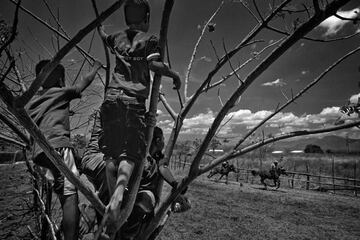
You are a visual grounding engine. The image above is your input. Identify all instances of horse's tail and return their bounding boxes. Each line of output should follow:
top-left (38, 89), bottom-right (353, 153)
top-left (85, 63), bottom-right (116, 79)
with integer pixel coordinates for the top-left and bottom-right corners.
top-left (251, 170), bottom-right (258, 176)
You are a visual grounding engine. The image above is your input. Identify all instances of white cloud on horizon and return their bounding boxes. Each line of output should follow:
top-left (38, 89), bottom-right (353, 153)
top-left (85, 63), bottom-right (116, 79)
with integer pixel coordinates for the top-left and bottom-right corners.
top-left (318, 8), bottom-right (360, 36)
top-left (262, 78), bottom-right (286, 87)
top-left (157, 107), bottom-right (348, 137)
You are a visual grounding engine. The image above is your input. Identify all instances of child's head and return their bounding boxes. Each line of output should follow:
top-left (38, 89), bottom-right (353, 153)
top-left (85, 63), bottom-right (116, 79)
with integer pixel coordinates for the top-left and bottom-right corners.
top-left (124, 0), bottom-right (150, 32)
top-left (35, 60), bottom-right (65, 89)
top-left (151, 126), bottom-right (164, 153)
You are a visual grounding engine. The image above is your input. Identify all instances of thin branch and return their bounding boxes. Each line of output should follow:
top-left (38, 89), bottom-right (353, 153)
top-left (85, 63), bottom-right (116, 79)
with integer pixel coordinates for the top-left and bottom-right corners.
top-left (159, 93), bottom-right (177, 120)
top-left (0, 111), bottom-right (30, 146)
top-left (253, 0), bottom-right (265, 22)
top-left (184, 1), bottom-right (224, 100)
top-left (189, 0), bottom-right (350, 177)
top-left (0, 0), bottom-right (20, 55)
top-left (240, 0), bottom-right (260, 23)
top-left (0, 59), bottom-right (15, 83)
top-left (267, 24), bottom-right (360, 42)
top-left (235, 44), bottom-right (360, 149)
top-left (8, 0), bottom-right (102, 67)
top-left (91, 0), bottom-right (111, 94)
top-left (14, 0), bottom-right (126, 108)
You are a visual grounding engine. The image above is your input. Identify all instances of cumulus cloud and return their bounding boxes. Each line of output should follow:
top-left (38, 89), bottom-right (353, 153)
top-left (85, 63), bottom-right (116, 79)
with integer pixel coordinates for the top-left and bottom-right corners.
top-left (166, 107), bottom-right (344, 137)
top-left (262, 78), bottom-right (286, 87)
top-left (318, 8), bottom-right (360, 36)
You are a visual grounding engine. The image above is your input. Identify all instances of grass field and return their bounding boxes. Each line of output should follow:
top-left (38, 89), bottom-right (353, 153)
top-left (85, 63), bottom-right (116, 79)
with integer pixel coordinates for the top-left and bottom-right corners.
top-left (1, 162), bottom-right (360, 240)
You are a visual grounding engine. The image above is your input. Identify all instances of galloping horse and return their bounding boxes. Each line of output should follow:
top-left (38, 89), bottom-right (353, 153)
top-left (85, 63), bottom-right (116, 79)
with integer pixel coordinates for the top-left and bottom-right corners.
top-left (251, 167), bottom-right (287, 189)
top-left (207, 164), bottom-right (238, 184)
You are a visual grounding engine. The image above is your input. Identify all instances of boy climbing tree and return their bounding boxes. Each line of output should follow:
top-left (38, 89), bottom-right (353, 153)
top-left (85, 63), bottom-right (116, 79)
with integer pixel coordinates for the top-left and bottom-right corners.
top-left (98, 0), bottom-right (181, 233)
top-left (27, 60), bottom-right (102, 240)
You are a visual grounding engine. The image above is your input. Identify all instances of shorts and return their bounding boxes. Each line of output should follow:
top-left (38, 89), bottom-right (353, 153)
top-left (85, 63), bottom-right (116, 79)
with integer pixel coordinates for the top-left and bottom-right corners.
top-left (120, 190), bottom-right (156, 239)
top-left (99, 88), bottom-right (147, 163)
top-left (81, 153), bottom-right (109, 204)
top-left (34, 148), bottom-right (79, 196)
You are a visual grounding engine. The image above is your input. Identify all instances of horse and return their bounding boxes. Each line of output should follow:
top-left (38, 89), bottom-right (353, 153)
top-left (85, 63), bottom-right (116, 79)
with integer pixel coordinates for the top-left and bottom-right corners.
top-left (251, 167), bottom-right (287, 189)
top-left (207, 164), bottom-right (238, 184)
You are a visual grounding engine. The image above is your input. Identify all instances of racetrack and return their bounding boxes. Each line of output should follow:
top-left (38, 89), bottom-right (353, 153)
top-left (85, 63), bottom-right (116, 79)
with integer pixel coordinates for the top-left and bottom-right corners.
top-left (159, 176), bottom-right (360, 240)
top-left (1, 163), bottom-right (360, 240)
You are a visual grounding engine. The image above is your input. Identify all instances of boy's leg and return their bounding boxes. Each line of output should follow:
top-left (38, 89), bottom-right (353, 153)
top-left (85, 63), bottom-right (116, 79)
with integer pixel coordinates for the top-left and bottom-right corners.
top-left (59, 194), bottom-right (80, 240)
top-left (108, 159), bottom-right (135, 221)
top-left (57, 148), bottom-right (81, 240)
top-left (105, 157), bottom-right (118, 199)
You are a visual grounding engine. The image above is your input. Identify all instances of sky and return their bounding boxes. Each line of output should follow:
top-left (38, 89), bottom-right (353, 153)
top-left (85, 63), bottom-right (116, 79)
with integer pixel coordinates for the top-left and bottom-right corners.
top-left (1, 0), bottom-right (360, 143)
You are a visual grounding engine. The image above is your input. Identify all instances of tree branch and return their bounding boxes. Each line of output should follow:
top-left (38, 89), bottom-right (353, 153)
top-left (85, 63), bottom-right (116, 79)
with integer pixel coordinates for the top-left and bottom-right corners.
top-left (0, 0), bottom-right (20, 56)
top-left (184, 1), bottom-right (224, 100)
top-left (234, 44), bottom-right (360, 148)
top-left (14, 0), bottom-right (126, 108)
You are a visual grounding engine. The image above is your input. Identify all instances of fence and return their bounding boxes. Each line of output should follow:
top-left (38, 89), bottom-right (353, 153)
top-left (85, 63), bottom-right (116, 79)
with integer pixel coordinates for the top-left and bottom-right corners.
top-left (170, 157), bottom-right (360, 197)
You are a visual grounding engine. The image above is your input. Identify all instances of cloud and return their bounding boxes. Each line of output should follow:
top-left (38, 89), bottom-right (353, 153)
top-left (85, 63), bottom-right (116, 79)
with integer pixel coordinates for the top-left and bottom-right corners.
top-left (318, 8), bottom-right (360, 36)
top-left (262, 78), bottom-right (286, 87)
top-left (161, 107), bottom-right (344, 137)
top-left (301, 70), bottom-right (309, 75)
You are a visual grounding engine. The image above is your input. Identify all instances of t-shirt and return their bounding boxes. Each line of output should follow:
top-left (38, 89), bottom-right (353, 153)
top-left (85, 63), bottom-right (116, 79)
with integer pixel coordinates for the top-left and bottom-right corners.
top-left (105, 29), bottom-right (161, 99)
top-left (27, 86), bottom-right (81, 159)
top-left (81, 110), bottom-right (103, 171)
top-left (139, 152), bottom-right (164, 202)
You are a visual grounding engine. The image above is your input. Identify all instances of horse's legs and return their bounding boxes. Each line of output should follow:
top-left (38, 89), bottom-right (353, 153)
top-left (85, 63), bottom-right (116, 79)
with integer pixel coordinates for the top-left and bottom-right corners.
top-left (261, 177), bottom-right (267, 189)
top-left (276, 179), bottom-right (280, 189)
top-left (218, 174), bottom-right (224, 182)
top-left (225, 174), bottom-right (228, 185)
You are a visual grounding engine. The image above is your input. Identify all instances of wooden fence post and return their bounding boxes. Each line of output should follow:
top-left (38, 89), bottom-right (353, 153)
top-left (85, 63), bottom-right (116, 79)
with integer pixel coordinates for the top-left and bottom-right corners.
top-left (332, 155), bottom-right (335, 193)
top-left (318, 166), bottom-right (322, 190)
top-left (305, 160), bottom-right (310, 190)
top-left (291, 161), bottom-right (296, 189)
top-left (354, 160), bottom-right (357, 197)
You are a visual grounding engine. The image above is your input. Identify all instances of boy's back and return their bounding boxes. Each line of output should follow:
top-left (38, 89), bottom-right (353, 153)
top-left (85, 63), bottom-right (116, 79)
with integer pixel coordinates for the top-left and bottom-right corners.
top-left (28, 86), bottom-right (81, 159)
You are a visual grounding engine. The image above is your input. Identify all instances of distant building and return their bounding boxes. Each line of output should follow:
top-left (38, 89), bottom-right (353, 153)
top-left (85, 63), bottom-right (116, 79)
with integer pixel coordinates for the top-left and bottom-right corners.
top-left (209, 149), bottom-right (224, 153)
top-left (291, 150), bottom-right (304, 154)
top-left (272, 150), bottom-right (283, 154)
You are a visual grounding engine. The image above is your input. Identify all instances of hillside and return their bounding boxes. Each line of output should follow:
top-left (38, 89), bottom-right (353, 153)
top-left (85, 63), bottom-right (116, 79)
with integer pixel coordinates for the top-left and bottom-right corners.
top-left (272, 135), bottom-right (360, 153)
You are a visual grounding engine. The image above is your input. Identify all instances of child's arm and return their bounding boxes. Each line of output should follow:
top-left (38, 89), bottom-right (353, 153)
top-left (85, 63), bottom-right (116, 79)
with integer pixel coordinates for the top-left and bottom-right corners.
top-left (98, 25), bottom-right (108, 42)
top-left (148, 61), bottom-right (181, 90)
top-left (75, 61), bottom-right (102, 93)
top-left (158, 163), bottom-right (178, 188)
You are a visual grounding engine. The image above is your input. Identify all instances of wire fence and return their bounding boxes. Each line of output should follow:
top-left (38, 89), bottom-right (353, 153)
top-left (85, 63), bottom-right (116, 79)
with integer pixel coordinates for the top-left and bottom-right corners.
top-left (170, 156), bottom-right (360, 197)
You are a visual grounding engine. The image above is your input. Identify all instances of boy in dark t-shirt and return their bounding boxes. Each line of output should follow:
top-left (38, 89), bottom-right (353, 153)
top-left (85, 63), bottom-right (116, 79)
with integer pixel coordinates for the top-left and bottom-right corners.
top-left (27, 59), bottom-right (102, 240)
top-left (98, 0), bottom-right (181, 225)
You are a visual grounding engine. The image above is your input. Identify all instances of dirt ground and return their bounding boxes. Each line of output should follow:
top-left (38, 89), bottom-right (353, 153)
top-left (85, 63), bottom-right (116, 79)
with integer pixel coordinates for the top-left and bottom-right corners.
top-left (160, 175), bottom-right (360, 240)
top-left (0, 163), bottom-right (36, 240)
top-left (1, 163), bottom-right (360, 240)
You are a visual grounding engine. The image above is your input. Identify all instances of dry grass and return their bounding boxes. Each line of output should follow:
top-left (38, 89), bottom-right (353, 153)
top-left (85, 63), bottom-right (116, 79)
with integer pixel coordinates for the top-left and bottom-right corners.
top-left (159, 175), bottom-right (360, 240)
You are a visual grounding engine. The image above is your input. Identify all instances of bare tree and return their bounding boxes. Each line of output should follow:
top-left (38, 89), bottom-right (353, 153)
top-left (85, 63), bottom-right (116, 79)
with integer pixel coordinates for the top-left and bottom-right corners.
top-left (1, 0), bottom-right (360, 240)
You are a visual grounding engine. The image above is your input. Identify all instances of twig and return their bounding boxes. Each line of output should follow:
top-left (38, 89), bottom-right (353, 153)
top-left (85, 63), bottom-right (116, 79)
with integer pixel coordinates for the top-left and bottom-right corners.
top-left (91, 0), bottom-right (111, 94)
top-left (159, 93), bottom-right (177, 120)
top-left (0, 0), bottom-right (20, 55)
top-left (33, 189), bottom-right (57, 240)
top-left (266, 25), bottom-right (360, 42)
top-left (184, 1), bottom-right (224, 100)
top-left (234, 44), bottom-right (360, 149)
top-left (253, 0), bottom-right (265, 22)
top-left (240, 0), bottom-right (260, 23)
top-left (14, 0), bottom-right (126, 108)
